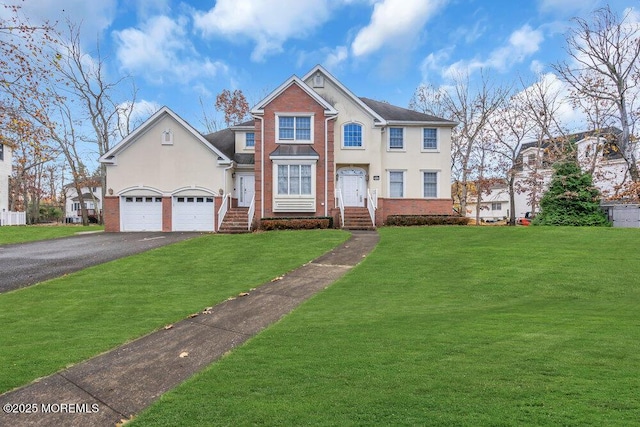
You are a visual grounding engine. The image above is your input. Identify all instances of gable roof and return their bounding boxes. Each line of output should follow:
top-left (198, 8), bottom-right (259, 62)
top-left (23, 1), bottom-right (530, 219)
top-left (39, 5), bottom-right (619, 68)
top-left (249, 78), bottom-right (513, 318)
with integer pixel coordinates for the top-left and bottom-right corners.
top-left (251, 75), bottom-right (338, 116)
top-left (99, 106), bottom-right (232, 165)
top-left (360, 97), bottom-right (457, 126)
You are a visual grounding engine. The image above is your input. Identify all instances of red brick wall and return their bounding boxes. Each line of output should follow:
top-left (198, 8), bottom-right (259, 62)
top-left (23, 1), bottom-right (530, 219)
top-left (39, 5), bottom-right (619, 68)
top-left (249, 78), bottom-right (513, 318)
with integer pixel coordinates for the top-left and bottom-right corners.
top-left (103, 196), bottom-right (120, 232)
top-left (162, 197), bottom-right (172, 232)
top-left (376, 198), bottom-right (454, 225)
top-left (256, 83), bottom-right (333, 218)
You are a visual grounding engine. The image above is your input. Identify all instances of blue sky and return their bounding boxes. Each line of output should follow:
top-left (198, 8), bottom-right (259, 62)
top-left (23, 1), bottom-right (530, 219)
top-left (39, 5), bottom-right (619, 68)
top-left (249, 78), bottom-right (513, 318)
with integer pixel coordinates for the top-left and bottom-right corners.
top-left (9, 0), bottom-right (638, 132)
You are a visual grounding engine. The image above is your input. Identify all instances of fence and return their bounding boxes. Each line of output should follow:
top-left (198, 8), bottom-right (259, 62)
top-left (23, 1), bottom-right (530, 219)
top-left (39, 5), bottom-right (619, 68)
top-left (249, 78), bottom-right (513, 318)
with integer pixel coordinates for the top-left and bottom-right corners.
top-left (0, 211), bottom-right (27, 226)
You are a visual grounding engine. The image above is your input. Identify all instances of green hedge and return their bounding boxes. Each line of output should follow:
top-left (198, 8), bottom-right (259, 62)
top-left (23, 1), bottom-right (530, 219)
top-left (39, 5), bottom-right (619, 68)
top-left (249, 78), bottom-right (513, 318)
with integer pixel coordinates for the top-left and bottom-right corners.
top-left (386, 215), bottom-right (469, 226)
top-left (259, 217), bottom-right (334, 230)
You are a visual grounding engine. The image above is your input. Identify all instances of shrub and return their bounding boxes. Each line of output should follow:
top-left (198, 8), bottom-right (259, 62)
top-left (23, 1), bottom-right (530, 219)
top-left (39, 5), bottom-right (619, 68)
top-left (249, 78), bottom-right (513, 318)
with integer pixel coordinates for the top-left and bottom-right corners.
top-left (259, 217), bottom-right (333, 230)
top-left (385, 215), bottom-right (469, 226)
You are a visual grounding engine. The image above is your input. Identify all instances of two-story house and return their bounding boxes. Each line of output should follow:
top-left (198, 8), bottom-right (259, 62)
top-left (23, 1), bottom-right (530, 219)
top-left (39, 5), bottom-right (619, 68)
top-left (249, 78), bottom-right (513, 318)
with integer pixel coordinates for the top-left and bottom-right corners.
top-left (64, 181), bottom-right (102, 223)
top-left (100, 65), bottom-right (456, 232)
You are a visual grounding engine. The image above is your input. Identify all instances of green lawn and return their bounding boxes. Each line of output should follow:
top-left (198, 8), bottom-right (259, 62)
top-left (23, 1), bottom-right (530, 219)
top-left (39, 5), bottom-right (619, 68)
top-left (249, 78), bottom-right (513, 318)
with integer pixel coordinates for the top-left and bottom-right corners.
top-left (130, 227), bottom-right (640, 426)
top-left (0, 225), bottom-right (104, 245)
top-left (0, 230), bottom-right (348, 394)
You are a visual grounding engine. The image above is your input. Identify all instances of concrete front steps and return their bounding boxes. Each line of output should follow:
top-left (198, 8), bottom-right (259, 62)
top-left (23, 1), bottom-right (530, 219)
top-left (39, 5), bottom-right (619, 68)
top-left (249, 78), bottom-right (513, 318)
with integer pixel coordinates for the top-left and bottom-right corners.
top-left (219, 208), bottom-right (251, 234)
top-left (343, 207), bottom-right (375, 231)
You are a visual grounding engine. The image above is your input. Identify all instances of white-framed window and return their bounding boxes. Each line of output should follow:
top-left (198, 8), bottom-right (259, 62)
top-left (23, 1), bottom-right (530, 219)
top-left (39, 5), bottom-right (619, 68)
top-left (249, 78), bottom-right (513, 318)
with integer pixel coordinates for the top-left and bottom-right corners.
top-left (277, 115), bottom-right (313, 143)
top-left (0, 143), bottom-right (4, 161)
top-left (389, 170), bottom-right (405, 198)
top-left (277, 164), bottom-right (313, 195)
top-left (423, 171), bottom-right (438, 198)
top-left (423, 128), bottom-right (438, 150)
top-left (246, 132), bottom-right (255, 148)
top-left (162, 129), bottom-right (173, 145)
top-left (343, 122), bottom-right (363, 148)
top-left (491, 202), bottom-right (502, 211)
top-left (389, 128), bottom-right (404, 150)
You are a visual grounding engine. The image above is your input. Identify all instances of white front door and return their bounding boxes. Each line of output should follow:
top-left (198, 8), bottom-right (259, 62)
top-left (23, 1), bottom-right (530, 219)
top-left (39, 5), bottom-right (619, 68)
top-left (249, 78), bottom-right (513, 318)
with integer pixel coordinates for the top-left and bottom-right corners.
top-left (238, 174), bottom-right (255, 207)
top-left (339, 168), bottom-right (366, 207)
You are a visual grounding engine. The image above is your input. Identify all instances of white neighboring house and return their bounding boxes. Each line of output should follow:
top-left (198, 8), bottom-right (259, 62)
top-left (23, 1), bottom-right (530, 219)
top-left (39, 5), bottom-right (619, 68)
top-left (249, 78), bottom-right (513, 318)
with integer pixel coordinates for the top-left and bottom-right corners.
top-left (0, 142), bottom-right (10, 213)
top-left (513, 128), bottom-right (640, 219)
top-left (465, 183), bottom-right (510, 222)
top-left (64, 184), bottom-right (102, 223)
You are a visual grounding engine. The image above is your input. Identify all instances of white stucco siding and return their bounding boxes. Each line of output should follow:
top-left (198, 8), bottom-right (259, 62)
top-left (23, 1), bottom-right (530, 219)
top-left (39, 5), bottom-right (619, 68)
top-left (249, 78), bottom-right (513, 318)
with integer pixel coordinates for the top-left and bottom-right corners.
top-left (381, 126), bottom-right (452, 199)
top-left (106, 115), bottom-right (225, 196)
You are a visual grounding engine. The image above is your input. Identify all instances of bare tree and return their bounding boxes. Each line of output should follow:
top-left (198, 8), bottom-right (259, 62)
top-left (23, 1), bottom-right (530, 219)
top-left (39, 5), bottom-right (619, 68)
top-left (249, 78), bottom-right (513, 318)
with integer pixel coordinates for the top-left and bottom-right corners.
top-left (54, 21), bottom-right (137, 217)
top-left (488, 92), bottom-right (535, 225)
top-left (554, 5), bottom-right (640, 183)
top-left (412, 71), bottom-right (508, 216)
top-left (216, 89), bottom-right (250, 126)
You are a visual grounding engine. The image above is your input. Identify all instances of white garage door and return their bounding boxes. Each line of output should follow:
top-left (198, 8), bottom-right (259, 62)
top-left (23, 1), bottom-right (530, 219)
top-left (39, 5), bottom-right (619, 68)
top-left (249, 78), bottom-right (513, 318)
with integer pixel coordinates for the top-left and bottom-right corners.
top-left (121, 196), bottom-right (163, 231)
top-left (172, 196), bottom-right (215, 231)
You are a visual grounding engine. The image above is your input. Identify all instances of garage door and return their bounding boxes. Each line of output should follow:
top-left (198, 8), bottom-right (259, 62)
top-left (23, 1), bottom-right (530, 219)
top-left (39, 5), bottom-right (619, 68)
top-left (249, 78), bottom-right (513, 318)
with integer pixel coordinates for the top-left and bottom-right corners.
top-left (121, 196), bottom-right (163, 231)
top-left (172, 196), bottom-right (215, 231)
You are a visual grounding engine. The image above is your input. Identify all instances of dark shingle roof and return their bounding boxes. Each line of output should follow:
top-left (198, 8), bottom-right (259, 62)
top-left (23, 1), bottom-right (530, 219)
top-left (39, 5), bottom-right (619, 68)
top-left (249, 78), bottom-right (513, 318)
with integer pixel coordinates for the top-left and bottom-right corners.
top-left (203, 128), bottom-right (255, 165)
top-left (269, 145), bottom-right (319, 158)
top-left (359, 97), bottom-right (455, 124)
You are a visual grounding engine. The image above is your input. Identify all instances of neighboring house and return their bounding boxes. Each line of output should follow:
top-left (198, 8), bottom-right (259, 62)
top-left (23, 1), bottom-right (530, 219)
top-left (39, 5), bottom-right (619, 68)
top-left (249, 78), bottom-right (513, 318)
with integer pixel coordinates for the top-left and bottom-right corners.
top-left (513, 128), bottom-right (639, 218)
top-left (0, 142), bottom-right (10, 213)
top-left (99, 65), bottom-right (456, 232)
top-left (64, 182), bottom-right (102, 223)
top-left (465, 182), bottom-right (510, 222)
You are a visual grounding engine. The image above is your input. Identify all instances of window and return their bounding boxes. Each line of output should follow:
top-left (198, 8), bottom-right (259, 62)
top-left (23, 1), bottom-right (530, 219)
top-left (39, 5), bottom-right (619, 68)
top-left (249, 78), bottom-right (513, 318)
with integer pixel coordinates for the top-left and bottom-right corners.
top-left (246, 132), bottom-right (255, 148)
top-left (343, 123), bottom-right (362, 148)
top-left (0, 143), bottom-right (4, 161)
top-left (278, 116), bottom-right (311, 142)
top-left (389, 171), bottom-right (404, 197)
top-left (423, 172), bottom-right (438, 198)
top-left (389, 128), bottom-right (404, 149)
top-left (277, 164), bottom-right (312, 195)
top-left (162, 129), bottom-right (173, 145)
top-left (423, 128), bottom-right (437, 150)
top-left (527, 154), bottom-right (536, 166)
top-left (491, 202), bottom-right (502, 211)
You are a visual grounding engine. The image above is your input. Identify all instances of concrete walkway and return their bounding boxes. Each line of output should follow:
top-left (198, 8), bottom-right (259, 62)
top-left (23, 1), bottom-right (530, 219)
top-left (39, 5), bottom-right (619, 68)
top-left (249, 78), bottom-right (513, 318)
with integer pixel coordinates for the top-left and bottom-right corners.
top-left (0, 231), bottom-right (379, 427)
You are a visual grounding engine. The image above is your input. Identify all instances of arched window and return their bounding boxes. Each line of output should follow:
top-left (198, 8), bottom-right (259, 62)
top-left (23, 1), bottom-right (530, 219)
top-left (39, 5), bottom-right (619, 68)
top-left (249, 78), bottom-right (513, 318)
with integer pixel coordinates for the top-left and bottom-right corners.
top-left (343, 123), bottom-right (362, 148)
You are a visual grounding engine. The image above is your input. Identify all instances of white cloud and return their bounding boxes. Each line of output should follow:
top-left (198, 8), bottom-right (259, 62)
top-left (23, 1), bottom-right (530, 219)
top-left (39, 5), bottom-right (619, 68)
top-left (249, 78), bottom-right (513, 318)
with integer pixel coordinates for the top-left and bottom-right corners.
top-left (486, 25), bottom-right (544, 71)
top-left (351, 0), bottom-right (447, 57)
top-left (2, 0), bottom-right (118, 46)
top-left (113, 15), bottom-right (228, 84)
top-left (324, 46), bottom-right (349, 70)
top-left (193, 0), bottom-right (334, 62)
top-left (117, 99), bottom-right (161, 133)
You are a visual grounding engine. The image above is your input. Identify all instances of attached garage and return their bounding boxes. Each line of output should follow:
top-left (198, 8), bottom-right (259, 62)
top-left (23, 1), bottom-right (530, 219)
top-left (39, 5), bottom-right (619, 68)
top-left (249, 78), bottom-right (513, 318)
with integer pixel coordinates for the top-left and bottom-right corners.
top-left (172, 196), bottom-right (215, 231)
top-left (121, 196), bottom-right (163, 231)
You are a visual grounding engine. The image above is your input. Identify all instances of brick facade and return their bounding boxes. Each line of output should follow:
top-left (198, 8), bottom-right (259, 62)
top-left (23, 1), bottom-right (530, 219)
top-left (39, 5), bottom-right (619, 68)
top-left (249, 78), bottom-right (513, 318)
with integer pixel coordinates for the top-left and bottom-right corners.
top-left (162, 197), bottom-right (172, 232)
top-left (103, 196), bottom-right (120, 232)
top-left (255, 83), bottom-right (335, 218)
top-left (376, 198), bottom-right (454, 226)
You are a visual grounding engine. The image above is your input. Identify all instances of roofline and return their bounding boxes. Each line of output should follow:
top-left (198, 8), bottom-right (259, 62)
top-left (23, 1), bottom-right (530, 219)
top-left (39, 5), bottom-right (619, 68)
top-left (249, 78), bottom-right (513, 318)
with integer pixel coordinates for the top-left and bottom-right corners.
top-left (302, 65), bottom-right (387, 125)
top-left (385, 120), bottom-right (458, 127)
top-left (251, 75), bottom-right (338, 116)
top-left (99, 106), bottom-right (232, 165)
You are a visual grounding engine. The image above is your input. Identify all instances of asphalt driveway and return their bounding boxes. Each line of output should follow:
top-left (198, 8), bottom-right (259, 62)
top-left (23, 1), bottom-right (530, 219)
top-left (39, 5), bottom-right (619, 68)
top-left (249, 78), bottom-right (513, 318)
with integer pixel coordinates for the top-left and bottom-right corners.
top-left (0, 232), bottom-right (203, 293)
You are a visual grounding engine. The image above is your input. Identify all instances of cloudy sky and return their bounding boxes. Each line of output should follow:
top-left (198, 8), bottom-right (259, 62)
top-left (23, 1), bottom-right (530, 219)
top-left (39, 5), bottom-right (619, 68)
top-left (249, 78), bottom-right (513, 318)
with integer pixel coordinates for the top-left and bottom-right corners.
top-left (6, 0), bottom-right (638, 133)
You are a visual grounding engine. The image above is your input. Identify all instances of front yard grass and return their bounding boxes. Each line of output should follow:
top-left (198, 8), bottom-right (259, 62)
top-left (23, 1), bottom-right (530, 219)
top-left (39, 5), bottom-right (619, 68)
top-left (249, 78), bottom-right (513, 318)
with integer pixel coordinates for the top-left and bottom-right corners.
top-left (0, 225), bottom-right (104, 245)
top-left (130, 226), bottom-right (640, 426)
top-left (0, 230), bottom-right (348, 394)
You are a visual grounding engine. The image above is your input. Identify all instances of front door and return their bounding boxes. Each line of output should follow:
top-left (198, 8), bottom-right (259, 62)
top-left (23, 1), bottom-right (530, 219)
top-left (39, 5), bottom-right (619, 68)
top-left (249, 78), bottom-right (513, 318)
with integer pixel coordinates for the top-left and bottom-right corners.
top-left (339, 168), bottom-right (366, 207)
top-left (238, 174), bottom-right (255, 207)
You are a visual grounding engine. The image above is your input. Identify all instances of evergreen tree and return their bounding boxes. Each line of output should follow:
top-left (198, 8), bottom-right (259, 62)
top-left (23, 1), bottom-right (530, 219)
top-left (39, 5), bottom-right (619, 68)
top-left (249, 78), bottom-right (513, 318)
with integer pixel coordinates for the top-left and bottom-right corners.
top-left (533, 159), bottom-right (610, 226)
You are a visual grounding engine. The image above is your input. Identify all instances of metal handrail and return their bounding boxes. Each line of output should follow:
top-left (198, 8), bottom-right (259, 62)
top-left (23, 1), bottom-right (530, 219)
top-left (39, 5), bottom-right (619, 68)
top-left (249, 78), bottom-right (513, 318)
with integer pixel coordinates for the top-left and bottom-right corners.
top-left (336, 188), bottom-right (345, 227)
top-left (247, 195), bottom-right (256, 230)
top-left (217, 193), bottom-right (231, 231)
top-left (367, 188), bottom-right (377, 226)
